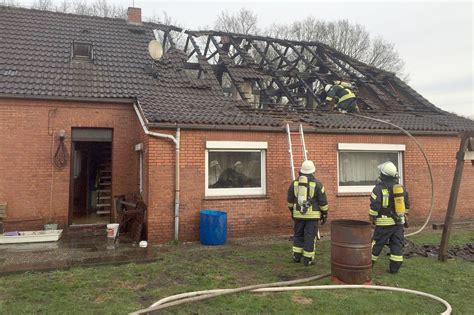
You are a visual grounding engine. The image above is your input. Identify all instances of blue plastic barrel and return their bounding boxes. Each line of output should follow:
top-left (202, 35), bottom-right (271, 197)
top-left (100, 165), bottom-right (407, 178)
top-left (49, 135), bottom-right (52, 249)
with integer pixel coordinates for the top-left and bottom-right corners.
top-left (200, 210), bottom-right (227, 245)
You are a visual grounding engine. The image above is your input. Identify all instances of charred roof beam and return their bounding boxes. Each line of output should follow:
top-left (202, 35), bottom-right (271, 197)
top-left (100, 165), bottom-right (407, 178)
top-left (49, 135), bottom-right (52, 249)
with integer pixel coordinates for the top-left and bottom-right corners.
top-left (249, 39), bottom-right (300, 107)
top-left (228, 36), bottom-right (258, 66)
top-left (259, 42), bottom-right (270, 67)
top-left (268, 42), bottom-right (322, 108)
top-left (314, 47), bottom-right (380, 110)
top-left (226, 37), bottom-right (274, 106)
top-left (208, 35), bottom-right (251, 102)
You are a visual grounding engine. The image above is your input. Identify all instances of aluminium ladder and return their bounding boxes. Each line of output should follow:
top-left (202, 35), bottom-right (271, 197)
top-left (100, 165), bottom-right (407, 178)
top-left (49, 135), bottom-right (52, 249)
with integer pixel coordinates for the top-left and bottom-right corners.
top-left (286, 123), bottom-right (308, 181)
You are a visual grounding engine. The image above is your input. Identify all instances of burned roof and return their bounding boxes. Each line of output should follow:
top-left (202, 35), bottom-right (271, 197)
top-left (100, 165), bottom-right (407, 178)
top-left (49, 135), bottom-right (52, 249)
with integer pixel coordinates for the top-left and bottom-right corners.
top-left (0, 6), bottom-right (473, 133)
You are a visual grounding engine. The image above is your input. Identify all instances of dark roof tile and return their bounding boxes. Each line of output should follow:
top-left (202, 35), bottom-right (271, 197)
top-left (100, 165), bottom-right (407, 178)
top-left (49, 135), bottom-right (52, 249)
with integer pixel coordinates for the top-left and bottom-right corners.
top-left (0, 6), bottom-right (473, 132)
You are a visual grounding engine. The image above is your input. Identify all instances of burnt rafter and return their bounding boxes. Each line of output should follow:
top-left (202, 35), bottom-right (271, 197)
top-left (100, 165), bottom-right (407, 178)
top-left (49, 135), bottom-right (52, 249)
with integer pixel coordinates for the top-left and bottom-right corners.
top-left (327, 47), bottom-right (404, 106)
top-left (249, 40), bottom-right (300, 106)
top-left (207, 35), bottom-right (251, 102)
top-left (267, 42), bottom-right (322, 107)
top-left (151, 24), bottom-right (435, 113)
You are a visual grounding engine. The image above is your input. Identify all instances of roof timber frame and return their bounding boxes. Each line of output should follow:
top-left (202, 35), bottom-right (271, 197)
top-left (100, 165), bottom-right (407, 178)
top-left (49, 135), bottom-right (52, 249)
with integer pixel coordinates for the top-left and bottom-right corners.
top-left (155, 24), bottom-right (430, 112)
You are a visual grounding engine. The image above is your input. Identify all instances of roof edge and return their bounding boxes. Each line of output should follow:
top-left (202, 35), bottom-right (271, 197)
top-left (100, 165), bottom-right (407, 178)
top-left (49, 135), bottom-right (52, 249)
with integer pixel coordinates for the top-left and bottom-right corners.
top-left (0, 94), bottom-right (136, 104)
top-left (148, 122), bottom-right (464, 136)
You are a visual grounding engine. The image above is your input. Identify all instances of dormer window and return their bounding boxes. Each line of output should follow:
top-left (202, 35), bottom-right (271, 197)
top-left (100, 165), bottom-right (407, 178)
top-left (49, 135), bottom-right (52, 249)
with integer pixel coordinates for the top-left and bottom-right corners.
top-left (72, 42), bottom-right (93, 61)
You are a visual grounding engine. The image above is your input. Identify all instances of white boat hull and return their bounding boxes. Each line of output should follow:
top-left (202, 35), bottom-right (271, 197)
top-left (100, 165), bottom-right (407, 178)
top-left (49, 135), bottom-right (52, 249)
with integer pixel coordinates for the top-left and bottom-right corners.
top-left (0, 230), bottom-right (63, 244)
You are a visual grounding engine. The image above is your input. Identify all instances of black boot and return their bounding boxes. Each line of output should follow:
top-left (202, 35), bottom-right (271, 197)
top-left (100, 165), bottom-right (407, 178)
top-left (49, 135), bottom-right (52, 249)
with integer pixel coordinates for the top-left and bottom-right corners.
top-left (292, 253), bottom-right (302, 263)
top-left (388, 261), bottom-right (402, 274)
top-left (303, 257), bottom-right (314, 266)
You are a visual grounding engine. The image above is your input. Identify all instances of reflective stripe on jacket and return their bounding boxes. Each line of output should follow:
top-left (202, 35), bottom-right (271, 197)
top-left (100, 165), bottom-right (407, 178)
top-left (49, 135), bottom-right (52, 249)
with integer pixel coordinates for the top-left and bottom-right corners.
top-left (287, 175), bottom-right (328, 220)
top-left (369, 178), bottom-right (410, 226)
top-left (325, 85), bottom-right (356, 104)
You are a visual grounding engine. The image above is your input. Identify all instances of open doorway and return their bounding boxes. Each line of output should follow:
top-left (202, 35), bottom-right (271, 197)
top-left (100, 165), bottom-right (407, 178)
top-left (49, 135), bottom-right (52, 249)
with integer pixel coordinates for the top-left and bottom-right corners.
top-left (70, 128), bottom-right (113, 225)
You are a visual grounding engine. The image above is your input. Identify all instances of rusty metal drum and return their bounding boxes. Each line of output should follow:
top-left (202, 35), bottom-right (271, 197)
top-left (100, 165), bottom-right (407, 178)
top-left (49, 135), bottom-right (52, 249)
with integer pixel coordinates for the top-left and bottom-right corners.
top-left (331, 219), bottom-right (372, 284)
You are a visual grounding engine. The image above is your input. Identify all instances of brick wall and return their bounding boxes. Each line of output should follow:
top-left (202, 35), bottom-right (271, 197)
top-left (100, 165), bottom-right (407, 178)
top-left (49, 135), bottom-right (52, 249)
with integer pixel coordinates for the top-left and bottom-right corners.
top-left (1, 100), bottom-right (472, 242)
top-left (146, 129), bottom-right (474, 243)
top-left (0, 99), bottom-right (140, 231)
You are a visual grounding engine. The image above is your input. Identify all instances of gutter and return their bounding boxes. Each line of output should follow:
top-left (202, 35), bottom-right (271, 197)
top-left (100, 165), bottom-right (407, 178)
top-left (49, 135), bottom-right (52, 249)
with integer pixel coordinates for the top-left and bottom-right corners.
top-left (0, 93), bottom-right (136, 104)
top-left (133, 103), bottom-right (181, 242)
top-left (146, 122), bottom-right (467, 136)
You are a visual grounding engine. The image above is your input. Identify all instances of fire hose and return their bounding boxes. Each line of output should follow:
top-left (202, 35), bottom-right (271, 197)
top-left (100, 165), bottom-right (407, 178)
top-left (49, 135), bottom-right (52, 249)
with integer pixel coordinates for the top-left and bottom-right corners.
top-left (132, 273), bottom-right (451, 315)
top-left (132, 114), bottom-right (446, 314)
top-left (348, 113), bottom-right (435, 237)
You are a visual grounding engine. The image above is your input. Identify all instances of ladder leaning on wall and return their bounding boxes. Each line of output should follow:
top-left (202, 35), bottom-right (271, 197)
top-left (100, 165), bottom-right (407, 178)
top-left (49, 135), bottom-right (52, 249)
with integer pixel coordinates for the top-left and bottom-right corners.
top-left (286, 123), bottom-right (308, 181)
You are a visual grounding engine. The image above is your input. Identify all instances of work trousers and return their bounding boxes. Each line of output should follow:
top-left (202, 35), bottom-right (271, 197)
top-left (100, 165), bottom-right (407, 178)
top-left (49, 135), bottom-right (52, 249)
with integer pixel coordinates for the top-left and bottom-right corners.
top-left (372, 224), bottom-right (404, 273)
top-left (338, 98), bottom-right (358, 113)
top-left (293, 219), bottom-right (318, 259)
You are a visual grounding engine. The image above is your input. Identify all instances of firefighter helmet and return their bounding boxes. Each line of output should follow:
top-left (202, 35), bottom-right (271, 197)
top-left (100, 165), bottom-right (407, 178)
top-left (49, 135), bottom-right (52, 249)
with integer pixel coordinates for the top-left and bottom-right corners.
top-left (324, 84), bottom-right (333, 93)
top-left (378, 161), bottom-right (398, 178)
top-left (300, 160), bottom-right (316, 174)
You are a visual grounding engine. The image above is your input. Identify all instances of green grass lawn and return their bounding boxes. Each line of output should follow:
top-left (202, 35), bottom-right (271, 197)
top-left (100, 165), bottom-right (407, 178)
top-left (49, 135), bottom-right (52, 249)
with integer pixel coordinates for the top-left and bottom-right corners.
top-left (1, 228), bottom-right (473, 314)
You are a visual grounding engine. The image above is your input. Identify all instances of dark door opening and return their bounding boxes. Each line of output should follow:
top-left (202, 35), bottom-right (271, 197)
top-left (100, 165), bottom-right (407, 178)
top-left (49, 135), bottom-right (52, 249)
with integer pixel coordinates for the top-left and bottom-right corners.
top-left (70, 129), bottom-right (113, 225)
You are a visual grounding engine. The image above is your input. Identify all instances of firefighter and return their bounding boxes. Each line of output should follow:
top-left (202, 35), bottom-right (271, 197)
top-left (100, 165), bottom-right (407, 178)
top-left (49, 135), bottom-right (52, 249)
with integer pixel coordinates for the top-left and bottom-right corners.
top-left (324, 83), bottom-right (359, 113)
top-left (369, 161), bottom-right (410, 274)
top-left (287, 160), bottom-right (329, 266)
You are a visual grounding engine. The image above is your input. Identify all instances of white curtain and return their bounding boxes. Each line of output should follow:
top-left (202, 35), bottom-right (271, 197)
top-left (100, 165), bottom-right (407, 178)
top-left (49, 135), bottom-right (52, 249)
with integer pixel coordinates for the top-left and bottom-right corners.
top-left (339, 152), bottom-right (398, 186)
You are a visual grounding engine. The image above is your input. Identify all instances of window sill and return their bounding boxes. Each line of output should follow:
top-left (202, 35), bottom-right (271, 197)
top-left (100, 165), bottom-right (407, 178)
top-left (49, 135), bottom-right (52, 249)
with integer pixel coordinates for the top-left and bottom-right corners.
top-left (336, 192), bottom-right (371, 197)
top-left (204, 195), bottom-right (268, 201)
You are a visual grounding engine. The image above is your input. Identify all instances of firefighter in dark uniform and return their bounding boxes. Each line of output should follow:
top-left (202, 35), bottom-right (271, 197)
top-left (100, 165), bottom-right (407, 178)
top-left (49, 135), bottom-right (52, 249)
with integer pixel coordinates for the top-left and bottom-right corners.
top-left (324, 83), bottom-right (359, 113)
top-left (287, 160), bottom-right (329, 266)
top-left (369, 161), bottom-right (410, 274)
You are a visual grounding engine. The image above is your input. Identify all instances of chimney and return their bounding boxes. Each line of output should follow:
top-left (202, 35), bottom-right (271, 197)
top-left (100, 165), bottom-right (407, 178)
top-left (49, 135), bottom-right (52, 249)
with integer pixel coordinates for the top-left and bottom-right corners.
top-left (127, 7), bottom-right (142, 25)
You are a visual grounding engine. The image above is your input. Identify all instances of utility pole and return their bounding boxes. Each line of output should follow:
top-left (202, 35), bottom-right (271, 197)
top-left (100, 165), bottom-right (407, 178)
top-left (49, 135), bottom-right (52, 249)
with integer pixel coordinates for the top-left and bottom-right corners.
top-left (438, 131), bottom-right (474, 261)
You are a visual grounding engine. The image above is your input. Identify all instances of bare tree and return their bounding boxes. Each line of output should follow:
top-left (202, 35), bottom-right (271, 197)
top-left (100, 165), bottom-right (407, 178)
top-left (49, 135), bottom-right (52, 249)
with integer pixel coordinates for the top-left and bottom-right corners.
top-left (55, 0), bottom-right (71, 13)
top-left (31, 0), bottom-right (126, 18)
top-left (146, 11), bottom-right (177, 26)
top-left (214, 8), bottom-right (258, 35)
top-left (367, 36), bottom-right (406, 76)
top-left (71, 0), bottom-right (91, 15)
top-left (90, 0), bottom-right (126, 18)
top-left (0, 0), bottom-right (20, 6)
top-left (266, 17), bottom-right (407, 78)
top-left (32, 0), bottom-right (53, 10)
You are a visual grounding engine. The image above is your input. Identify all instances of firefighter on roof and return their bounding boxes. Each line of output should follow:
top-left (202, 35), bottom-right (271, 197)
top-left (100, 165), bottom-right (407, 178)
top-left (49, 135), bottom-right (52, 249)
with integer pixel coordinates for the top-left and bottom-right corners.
top-left (369, 161), bottom-right (411, 274)
top-left (324, 82), bottom-right (359, 113)
top-left (287, 160), bottom-right (329, 266)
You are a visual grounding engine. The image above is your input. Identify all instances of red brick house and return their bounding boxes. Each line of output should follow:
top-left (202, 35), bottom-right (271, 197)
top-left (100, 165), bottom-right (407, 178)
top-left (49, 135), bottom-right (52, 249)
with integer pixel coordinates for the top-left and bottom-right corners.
top-left (0, 6), bottom-right (473, 243)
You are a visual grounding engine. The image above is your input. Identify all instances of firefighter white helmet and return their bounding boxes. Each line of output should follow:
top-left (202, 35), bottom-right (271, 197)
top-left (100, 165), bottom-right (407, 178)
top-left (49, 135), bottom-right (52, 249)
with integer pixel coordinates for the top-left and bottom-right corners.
top-left (300, 160), bottom-right (316, 174)
top-left (324, 84), bottom-right (332, 93)
top-left (378, 161), bottom-right (398, 178)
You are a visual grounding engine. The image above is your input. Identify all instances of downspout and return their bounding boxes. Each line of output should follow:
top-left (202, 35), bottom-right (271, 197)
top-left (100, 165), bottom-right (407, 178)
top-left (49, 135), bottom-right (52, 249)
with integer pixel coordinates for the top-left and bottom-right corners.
top-left (133, 103), bottom-right (181, 241)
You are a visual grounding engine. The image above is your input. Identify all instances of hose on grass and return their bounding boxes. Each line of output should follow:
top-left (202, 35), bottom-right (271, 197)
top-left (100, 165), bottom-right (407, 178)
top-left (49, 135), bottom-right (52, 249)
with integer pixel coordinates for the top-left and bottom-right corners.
top-left (133, 275), bottom-right (452, 315)
top-left (130, 272), bottom-right (331, 314)
top-left (253, 285), bottom-right (452, 315)
top-left (347, 113), bottom-right (435, 237)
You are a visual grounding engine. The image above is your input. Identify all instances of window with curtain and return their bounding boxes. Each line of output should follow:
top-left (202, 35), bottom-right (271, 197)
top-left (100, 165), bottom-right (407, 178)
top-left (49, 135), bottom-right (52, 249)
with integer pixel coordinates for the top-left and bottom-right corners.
top-left (205, 141), bottom-right (266, 197)
top-left (338, 143), bottom-right (404, 193)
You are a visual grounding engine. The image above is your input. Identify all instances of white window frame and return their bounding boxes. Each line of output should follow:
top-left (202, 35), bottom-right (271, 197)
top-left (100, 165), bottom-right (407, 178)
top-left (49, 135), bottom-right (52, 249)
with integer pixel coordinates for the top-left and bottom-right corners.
top-left (205, 141), bottom-right (267, 197)
top-left (337, 143), bottom-right (405, 193)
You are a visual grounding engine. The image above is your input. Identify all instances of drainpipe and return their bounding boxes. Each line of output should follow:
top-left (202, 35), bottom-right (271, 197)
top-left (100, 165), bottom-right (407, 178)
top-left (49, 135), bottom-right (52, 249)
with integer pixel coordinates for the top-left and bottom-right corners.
top-left (133, 103), bottom-right (181, 241)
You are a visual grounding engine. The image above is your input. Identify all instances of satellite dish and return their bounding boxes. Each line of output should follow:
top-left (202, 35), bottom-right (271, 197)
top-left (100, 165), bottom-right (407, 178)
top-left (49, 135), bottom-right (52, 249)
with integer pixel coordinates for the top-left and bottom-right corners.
top-left (148, 40), bottom-right (163, 60)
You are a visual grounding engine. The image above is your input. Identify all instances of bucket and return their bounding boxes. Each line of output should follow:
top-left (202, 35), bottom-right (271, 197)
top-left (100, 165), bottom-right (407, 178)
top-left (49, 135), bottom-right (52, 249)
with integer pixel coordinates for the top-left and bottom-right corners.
top-left (106, 223), bottom-right (119, 239)
top-left (200, 210), bottom-right (227, 245)
top-left (331, 219), bottom-right (372, 284)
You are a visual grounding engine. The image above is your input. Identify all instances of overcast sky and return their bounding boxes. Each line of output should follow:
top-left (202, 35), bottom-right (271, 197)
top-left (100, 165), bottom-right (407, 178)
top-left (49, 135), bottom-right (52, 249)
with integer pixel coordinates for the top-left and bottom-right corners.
top-left (18, 0), bottom-right (474, 117)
